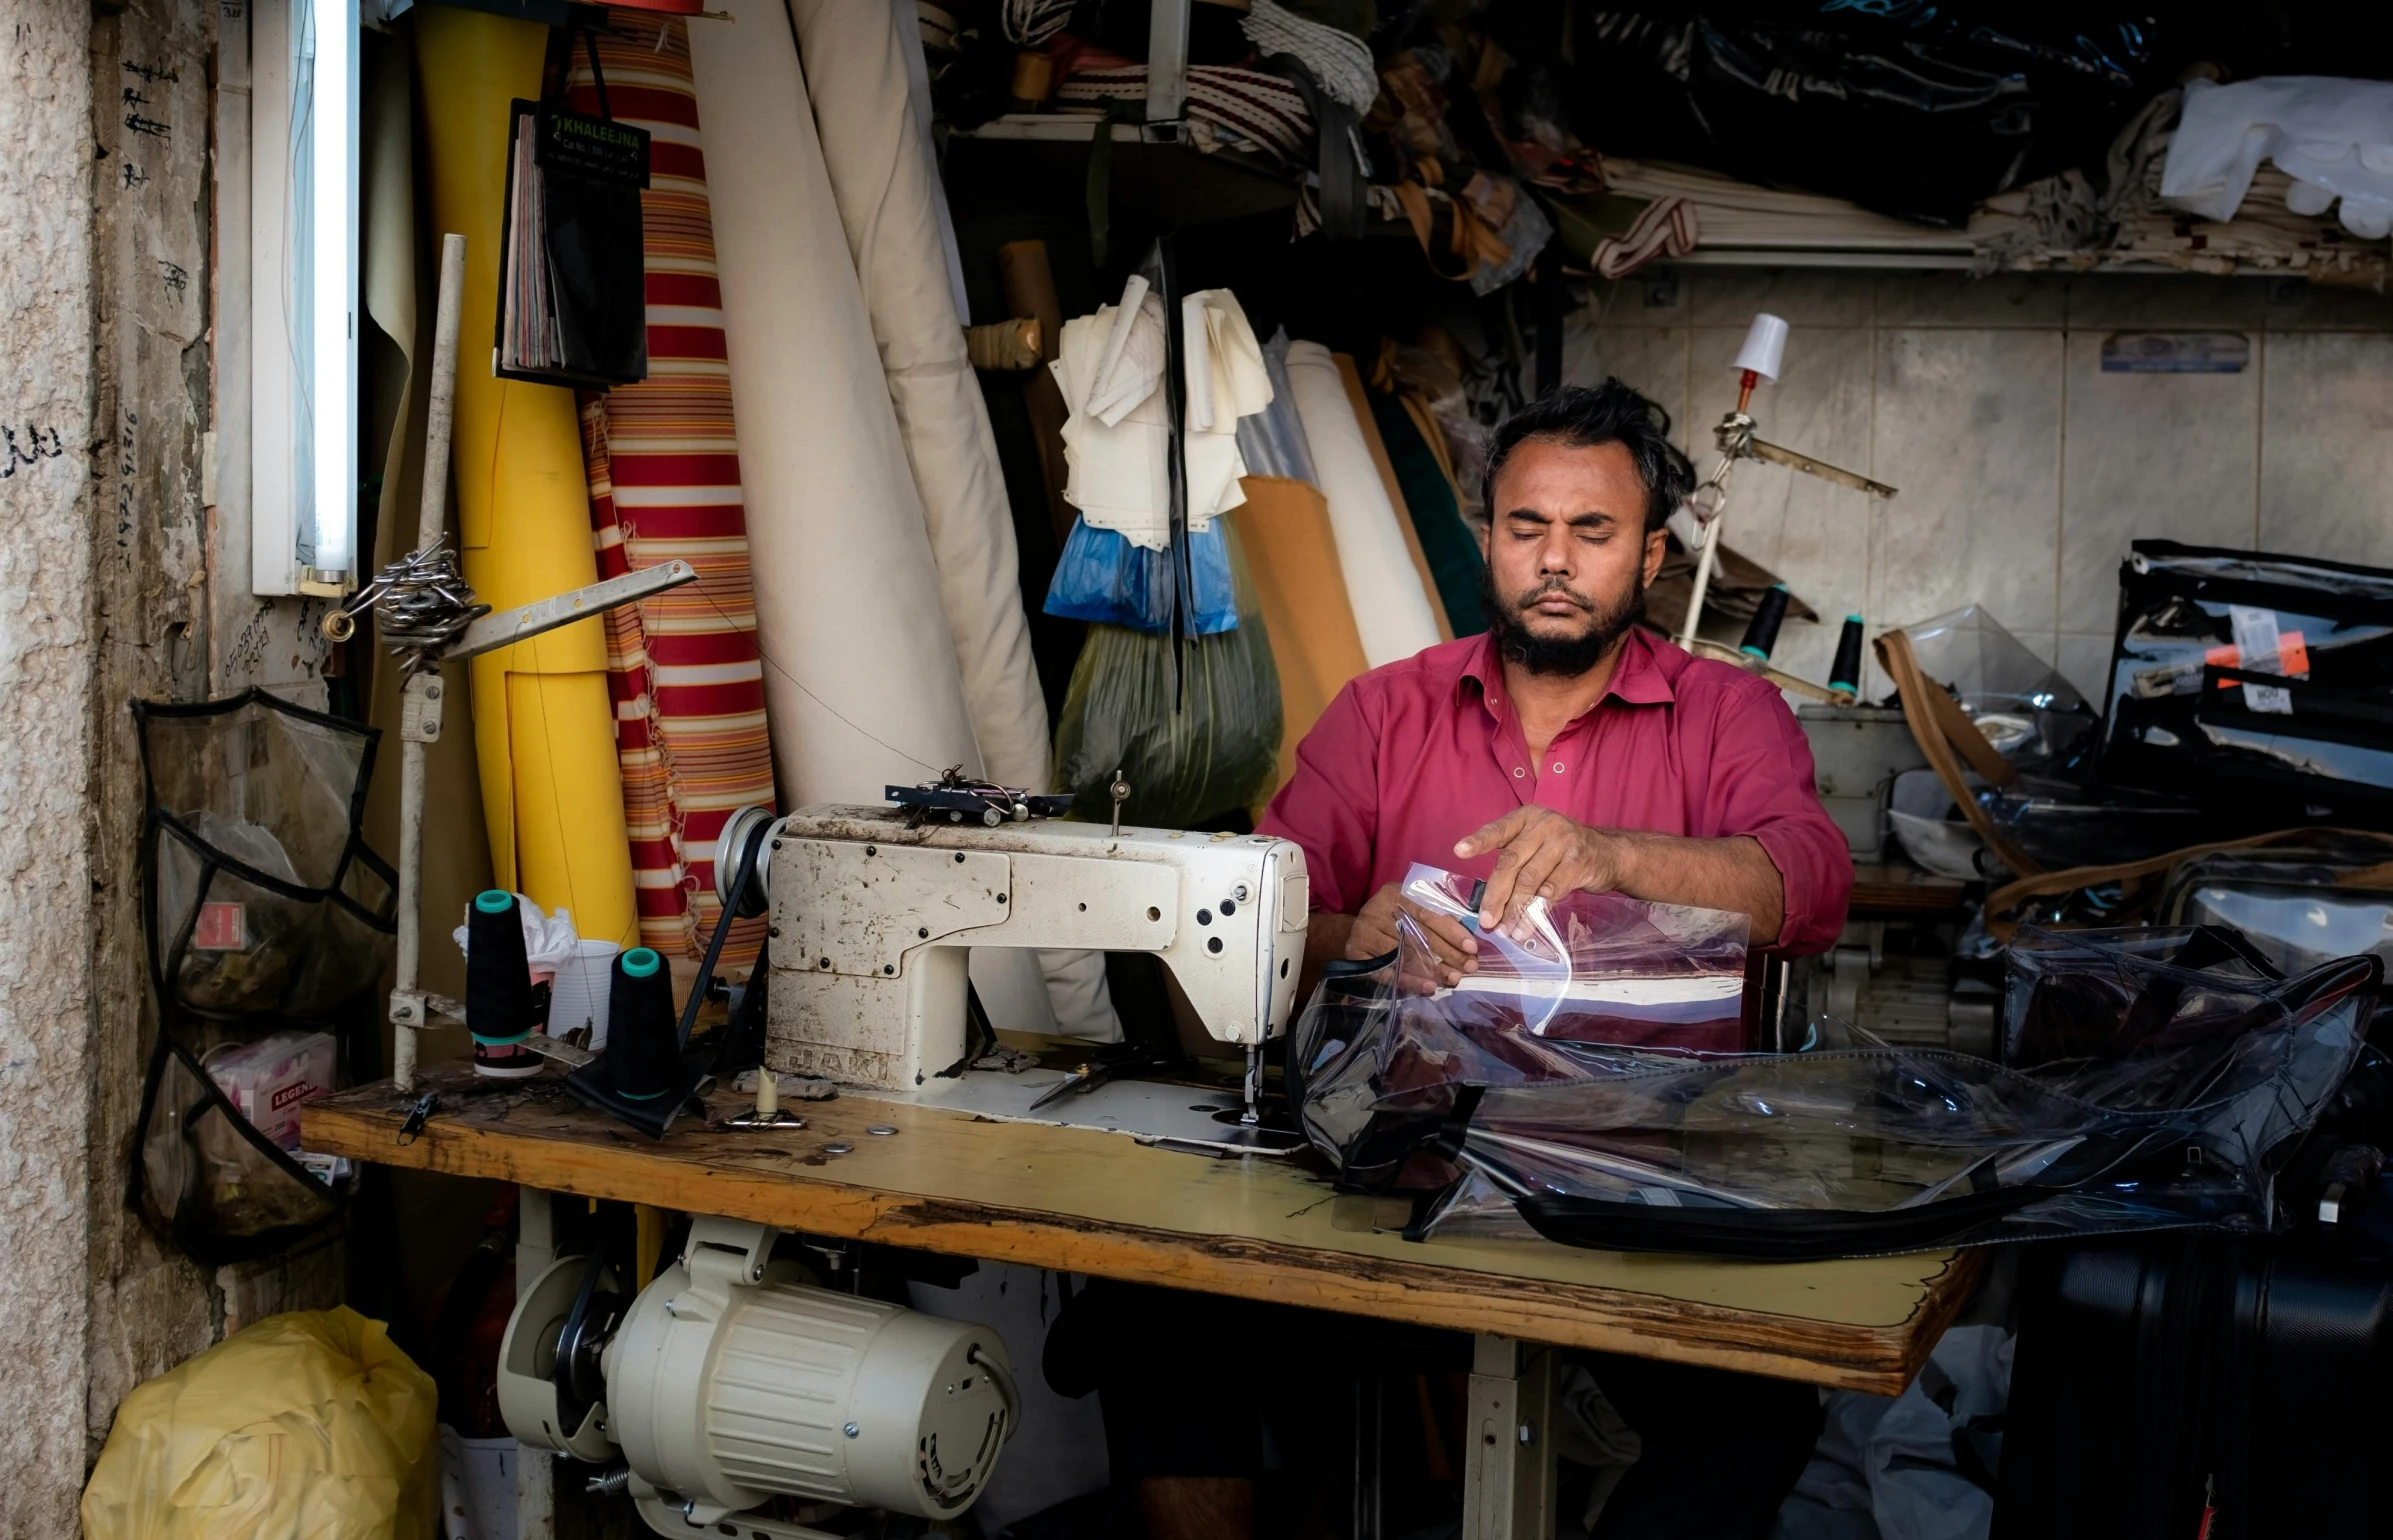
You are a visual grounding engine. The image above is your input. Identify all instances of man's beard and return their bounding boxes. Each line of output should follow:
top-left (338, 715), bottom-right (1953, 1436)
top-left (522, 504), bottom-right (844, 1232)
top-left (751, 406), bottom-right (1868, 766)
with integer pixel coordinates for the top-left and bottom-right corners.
top-left (1479, 564), bottom-right (1646, 677)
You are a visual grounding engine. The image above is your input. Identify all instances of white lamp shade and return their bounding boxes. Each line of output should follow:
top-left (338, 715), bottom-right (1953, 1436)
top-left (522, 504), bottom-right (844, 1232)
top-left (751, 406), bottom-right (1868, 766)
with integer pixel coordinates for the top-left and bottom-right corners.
top-left (1732, 312), bottom-right (1789, 383)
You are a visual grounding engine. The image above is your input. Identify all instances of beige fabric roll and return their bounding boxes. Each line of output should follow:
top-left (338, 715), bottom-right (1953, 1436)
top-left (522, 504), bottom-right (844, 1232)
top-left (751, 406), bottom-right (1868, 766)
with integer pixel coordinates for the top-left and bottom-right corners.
top-left (695, 0), bottom-right (1086, 1041)
top-left (1284, 341), bottom-right (1444, 668)
top-left (785, 0), bottom-right (1051, 797)
top-left (688, 0), bottom-right (978, 804)
top-left (1337, 352), bottom-right (1454, 643)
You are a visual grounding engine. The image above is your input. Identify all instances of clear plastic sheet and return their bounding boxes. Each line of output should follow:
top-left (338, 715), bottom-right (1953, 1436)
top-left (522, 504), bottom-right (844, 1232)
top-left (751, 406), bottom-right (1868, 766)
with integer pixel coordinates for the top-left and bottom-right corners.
top-left (2162, 839), bottom-right (2393, 977)
top-left (1893, 604), bottom-right (2100, 779)
top-left (1295, 907), bottom-right (2379, 1259)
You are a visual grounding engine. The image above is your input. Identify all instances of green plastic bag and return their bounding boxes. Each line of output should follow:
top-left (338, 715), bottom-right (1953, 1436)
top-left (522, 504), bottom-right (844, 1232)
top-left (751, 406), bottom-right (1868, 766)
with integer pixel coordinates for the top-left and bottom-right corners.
top-left (1053, 519), bottom-right (1283, 828)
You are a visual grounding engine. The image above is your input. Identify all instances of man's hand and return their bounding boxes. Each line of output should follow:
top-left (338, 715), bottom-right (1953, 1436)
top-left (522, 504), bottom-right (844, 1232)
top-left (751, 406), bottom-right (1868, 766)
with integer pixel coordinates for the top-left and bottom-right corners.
top-left (1454, 806), bottom-right (1621, 936)
top-left (1453, 806), bottom-right (1789, 945)
top-left (1347, 882), bottom-right (1479, 988)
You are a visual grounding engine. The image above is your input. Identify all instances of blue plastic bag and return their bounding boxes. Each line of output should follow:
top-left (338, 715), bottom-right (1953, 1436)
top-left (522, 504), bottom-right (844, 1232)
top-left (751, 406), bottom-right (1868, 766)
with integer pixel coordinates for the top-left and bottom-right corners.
top-left (1044, 517), bottom-right (1237, 635)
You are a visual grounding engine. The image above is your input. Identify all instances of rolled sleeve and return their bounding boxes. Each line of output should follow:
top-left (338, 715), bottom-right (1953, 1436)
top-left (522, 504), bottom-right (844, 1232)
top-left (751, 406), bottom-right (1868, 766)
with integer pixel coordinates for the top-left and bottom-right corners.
top-left (1258, 678), bottom-right (1382, 916)
top-left (1706, 684), bottom-right (1853, 956)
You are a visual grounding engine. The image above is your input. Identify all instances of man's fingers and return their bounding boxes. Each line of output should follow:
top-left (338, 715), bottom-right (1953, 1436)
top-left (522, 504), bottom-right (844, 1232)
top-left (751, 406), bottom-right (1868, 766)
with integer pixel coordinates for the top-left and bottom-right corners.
top-left (1477, 826), bottom-right (1552, 929)
top-left (1454, 805), bottom-right (1531, 861)
top-left (1504, 844), bottom-right (1568, 934)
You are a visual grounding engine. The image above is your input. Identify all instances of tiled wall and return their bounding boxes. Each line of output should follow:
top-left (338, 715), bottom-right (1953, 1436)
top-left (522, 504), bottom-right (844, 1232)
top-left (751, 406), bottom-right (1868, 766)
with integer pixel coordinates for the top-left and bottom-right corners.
top-left (1563, 268), bottom-right (2393, 702)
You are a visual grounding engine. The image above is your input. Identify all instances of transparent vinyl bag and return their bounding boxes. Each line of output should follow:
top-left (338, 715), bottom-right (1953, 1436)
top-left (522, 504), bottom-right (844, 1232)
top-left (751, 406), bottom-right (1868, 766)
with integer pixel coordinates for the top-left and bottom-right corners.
top-left (131, 691), bottom-right (395, 1263)
top-left (138, 691), bottom-right (396, 1020)
top-left (1052, 518), bottom-right (1282, 827)
top-left (1294, 899), bottom-right (2379, 1260)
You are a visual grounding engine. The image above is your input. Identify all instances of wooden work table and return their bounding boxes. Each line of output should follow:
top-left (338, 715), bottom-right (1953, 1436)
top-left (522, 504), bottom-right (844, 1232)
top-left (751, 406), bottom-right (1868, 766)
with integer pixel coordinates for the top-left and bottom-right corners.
top-left (306, 1061), bottom-right (1978, 1397)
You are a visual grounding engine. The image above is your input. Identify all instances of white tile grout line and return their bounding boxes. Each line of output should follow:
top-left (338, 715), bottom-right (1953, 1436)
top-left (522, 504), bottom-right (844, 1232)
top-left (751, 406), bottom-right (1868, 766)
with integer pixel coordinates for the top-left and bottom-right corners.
top-left (2252, 325), bottom-right (2268, 551)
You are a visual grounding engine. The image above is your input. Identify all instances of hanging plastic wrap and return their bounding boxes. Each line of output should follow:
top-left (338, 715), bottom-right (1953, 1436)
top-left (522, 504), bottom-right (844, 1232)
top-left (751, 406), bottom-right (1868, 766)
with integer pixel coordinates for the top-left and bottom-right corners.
top-left (2101, 540), bottom-right (2393, 819)
top-left (1294, 899), bottom-right (2379, 1260)
top-left (1051, 518), bottom-right (1283, 827)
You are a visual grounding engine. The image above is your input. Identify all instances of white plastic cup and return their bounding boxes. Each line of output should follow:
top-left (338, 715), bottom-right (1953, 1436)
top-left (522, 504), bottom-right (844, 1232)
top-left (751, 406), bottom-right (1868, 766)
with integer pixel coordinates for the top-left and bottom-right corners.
top-left (547, 939), bottom-right (623, 1049)
top-left (1733, 312), bottom-right (1789, 383)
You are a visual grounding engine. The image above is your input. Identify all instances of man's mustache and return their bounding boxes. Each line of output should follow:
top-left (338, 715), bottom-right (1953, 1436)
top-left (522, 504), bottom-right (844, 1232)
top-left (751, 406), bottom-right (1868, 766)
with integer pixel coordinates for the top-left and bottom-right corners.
top-left (1513, 581), bottom-right (1593, 613)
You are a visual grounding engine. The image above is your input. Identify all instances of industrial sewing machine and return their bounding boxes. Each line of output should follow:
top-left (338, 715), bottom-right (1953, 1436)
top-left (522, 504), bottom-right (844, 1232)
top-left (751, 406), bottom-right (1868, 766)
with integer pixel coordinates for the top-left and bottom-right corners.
top-left (722, 799), bottom-right (1312, 1152)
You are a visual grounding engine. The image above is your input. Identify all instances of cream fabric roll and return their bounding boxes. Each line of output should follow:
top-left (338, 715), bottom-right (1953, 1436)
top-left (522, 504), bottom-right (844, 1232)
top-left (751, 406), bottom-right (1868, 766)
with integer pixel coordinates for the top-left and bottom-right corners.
top-left (692, 0), bottom-right (1081, 1041)
top-left (786, 0), bottom-right (1115, 1041)
top-left (686, 0), bottom-right (975, 801)
top-left (1283, 340), bottom-right (1444, 668)
top-left (784, 0), bottom-right (1049, 797)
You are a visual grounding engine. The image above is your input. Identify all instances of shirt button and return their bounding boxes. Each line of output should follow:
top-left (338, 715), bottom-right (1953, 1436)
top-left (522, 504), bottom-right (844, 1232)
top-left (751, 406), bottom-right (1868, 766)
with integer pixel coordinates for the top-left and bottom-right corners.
top-left (1552, 762), bottom-right (1565, 774)
top-left (1512, 766), bottom-right (1525, 778)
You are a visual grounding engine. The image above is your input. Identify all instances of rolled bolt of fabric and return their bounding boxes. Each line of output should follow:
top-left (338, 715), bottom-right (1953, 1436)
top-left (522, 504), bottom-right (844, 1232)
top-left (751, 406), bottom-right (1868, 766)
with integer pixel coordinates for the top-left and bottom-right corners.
top-left (1283, 340), bottom-right (1443, 668)
top-left (1740, 584), bottom-right (1793, 661)
top-left (1831, 615), bottom-right (1867, 696)
top-left (603, 947), bottom-right (682, 1102)
top-left (966, 317), bottom-right (1043, 372)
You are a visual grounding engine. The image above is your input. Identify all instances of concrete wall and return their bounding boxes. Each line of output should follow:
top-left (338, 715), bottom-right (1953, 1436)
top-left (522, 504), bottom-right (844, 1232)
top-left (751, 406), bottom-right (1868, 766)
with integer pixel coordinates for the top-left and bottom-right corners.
top-left (1566, 268), bottom-right (2393, 702)
top-left (0, 0), bottom-right (335, 1522)
top-left (0, 0), bottom-right (102, 1529)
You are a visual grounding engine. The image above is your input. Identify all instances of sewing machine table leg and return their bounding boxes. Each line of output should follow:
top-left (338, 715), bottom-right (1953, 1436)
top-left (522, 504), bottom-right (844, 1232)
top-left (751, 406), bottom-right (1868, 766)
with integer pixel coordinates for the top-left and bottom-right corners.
top-left (1462, 1334), bottom-right (1556, 1540)
top-left (517, 1187), bottom-right (560, 1540)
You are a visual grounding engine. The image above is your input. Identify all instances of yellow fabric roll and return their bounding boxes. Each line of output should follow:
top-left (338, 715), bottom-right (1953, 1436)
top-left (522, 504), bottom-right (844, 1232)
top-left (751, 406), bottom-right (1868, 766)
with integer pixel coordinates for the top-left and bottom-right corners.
top-left (1336, 353), bottom-right (1453, 643)
top-left (1233, 476), bottom-right (1372, 800)
top-left (415, 7), bottom-right (638, 946)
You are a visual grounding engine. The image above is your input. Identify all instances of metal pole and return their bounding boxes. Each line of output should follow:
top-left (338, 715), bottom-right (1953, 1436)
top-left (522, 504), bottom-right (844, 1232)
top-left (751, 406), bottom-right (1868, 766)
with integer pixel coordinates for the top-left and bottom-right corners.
top-left (390, 233), bottom-right (466, 1090)
top-left (1675, 516), bottom-right (1724, 648)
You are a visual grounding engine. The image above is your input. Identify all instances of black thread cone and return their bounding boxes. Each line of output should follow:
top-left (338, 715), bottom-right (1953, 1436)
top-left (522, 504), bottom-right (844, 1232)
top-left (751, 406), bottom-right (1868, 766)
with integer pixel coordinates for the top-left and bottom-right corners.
top-left (602, 947), bottom-right (680, 1102)
top-left (465, 890), bottom-right (534, 1044)
top-left (1739, 584), bottom-right (1791, 661)
top-left (1831, 615), bottom-right (1866, 694)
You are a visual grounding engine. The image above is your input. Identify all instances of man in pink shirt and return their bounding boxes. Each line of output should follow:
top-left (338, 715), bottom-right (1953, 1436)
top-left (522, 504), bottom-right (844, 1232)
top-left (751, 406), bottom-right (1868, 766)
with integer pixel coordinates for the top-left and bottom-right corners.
top-left (1057, 383), bottom-right (1852, 1540)
top-left (1262, 387), bottom-right (1850, 997)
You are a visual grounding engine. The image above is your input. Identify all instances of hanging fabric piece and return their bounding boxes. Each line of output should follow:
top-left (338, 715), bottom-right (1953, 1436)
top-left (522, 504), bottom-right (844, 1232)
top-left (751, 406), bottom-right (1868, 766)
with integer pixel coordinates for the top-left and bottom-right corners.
top-left (1231, 477), bottom-right (1370, 802)
top-left (1337, 353), bottom-right (1452, 642)
top-left (1284, 341), bottom-right (1444, 669)
top-left (1048, 279), bottom-right (1269, 553)
top-left (785, 0), bottom-right (1050, 797)
top-left (1367, 388), bottom-right (1488, 636)
top-left (1233, 329), bottom-right (1320, 486)
top-left (360, 30), bottom-right (491, 1004)
top-left (415, 7), bottom-right (639, 947)
top-left (687, 0), bottom-right (1064, 1036)
top-left (565, 16), bottom-right (775, 966)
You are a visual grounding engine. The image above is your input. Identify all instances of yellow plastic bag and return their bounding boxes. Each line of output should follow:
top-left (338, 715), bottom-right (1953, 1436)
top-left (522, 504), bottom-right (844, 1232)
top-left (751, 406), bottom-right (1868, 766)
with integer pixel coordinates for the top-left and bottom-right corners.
top-left (82, 1307), bottom-right (438, 1540)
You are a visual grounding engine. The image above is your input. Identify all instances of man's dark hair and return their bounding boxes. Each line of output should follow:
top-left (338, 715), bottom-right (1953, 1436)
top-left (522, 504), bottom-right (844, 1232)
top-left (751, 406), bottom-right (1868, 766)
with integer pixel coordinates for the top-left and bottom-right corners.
top-left (1479, 380), bottom-right (1695, 535)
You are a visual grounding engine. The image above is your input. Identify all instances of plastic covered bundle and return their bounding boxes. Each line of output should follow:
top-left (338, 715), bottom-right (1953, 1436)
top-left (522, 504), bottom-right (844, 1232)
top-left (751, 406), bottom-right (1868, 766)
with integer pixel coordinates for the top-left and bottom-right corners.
top-left (82, 1307), bottom-right (438, 1540)
top-left (2100, 540), bottom-right (2393, 817)
top-left (1295, 907), bottom-right (2379, 1260)
top-left (1051, 519), bottom-right (1282, 827)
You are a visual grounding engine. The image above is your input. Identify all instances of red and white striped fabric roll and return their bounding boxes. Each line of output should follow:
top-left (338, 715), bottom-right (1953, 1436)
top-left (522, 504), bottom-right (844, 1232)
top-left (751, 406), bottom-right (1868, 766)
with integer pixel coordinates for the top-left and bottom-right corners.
top-left (569, 13), bottom-right (776, 963)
